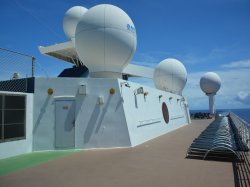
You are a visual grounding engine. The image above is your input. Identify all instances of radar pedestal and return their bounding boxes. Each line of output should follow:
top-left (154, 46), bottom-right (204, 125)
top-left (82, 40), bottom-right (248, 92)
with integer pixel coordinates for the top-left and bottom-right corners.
top-left (200, 72), bottom-right (221, 115)
top-left (207, 93), bottom-right (216, 115)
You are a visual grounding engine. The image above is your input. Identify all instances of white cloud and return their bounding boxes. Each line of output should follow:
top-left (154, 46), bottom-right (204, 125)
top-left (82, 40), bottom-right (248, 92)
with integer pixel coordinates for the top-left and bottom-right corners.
top-left (178, 48), bottom-right (226, 65)
top-left (129, 77), bottom-right (155, 88)
top-left (235, 91), bottom-right (250, 105)
top-left (129, 68), bottom-right (250, 110)
top-left (129, 51), bottom-right (250, 110)
top-left (132, 60), bottom-right (157, 68)
top-left (221, 59), bottom-right (250, 68)
top-left (237, 91), bottom-right (249, 100)
top-left (132, 52), bottom-right (161, 68)
top-left (183, 69), bottom-right (250, 109)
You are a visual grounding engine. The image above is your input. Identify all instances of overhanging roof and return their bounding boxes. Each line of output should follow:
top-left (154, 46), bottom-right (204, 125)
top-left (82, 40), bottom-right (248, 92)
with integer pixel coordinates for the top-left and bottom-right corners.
top-left (39, 41), bottom-right (82, 66)
top-left (123, 64), bottom-right (153, 79)
top-left (38, 41), bottom-right (154, 79)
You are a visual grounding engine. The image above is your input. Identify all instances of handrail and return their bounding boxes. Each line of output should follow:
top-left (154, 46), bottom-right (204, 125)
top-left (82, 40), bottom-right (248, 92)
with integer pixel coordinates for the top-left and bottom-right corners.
top-left (229, 112), bottom-right (250, 151)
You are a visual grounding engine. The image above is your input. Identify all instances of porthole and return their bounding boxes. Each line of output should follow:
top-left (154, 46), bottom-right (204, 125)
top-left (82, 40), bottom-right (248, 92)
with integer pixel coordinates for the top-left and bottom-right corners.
top-left (162, 102), bottom-right (169, 124)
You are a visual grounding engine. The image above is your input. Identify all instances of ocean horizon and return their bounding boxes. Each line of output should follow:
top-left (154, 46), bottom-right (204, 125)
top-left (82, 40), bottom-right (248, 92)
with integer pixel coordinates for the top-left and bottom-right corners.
top-left (190, 108), bottom-right (250, 124)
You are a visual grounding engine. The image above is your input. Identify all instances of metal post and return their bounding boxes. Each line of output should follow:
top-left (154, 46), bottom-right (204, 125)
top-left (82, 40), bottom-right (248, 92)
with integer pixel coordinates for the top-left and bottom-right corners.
top-left (32, 57), bottom-right (35, 77)
top-left (1, 96), bottom-right (4, 141)
top-left (207, 93), bottom-right (215, 115)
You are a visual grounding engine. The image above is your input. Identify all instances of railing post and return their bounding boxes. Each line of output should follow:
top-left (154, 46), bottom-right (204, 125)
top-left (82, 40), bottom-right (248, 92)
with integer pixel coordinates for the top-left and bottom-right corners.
top-left (230, 112), bottom-right (250, 152)
top-left (32, 57), bottom-right (35, 77)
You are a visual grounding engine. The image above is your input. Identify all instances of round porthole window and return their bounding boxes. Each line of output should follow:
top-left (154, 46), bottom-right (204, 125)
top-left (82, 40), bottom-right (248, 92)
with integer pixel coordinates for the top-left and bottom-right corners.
top-left (162, 102), bottom-right (169, 124)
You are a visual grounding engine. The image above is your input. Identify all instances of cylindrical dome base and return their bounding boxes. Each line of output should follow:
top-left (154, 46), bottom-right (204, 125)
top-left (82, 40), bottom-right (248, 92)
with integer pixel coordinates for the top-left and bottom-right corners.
top-left (207, 93), bottom-right (216, 115)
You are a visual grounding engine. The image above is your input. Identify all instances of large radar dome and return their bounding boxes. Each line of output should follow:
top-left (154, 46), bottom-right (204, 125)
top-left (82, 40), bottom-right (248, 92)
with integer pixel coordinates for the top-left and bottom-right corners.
top-left (75, 4), bottom-right (137, 77)
top-left (200, 72), bottom-right (221, 94)
top-left (63, 6), bottom-right (88, 39)
top-left (153, 58), bottom-right (187, 94)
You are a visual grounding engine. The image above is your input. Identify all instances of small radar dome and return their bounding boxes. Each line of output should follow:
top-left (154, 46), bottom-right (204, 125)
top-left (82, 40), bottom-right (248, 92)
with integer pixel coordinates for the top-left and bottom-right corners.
top-left (200, 72), bottom-right (221, 94)
top-left (75, 4), bottom-right (137, 78)
top-left (153, 58), bottom-right (187, 94)
top-left (63, 6), bottom-right (88, 39)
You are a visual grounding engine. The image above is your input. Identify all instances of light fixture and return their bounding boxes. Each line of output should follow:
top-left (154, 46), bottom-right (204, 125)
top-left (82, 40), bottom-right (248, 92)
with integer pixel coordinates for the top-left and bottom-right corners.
top-left (110, 88), bottom-right (115, 95)
top-left (159, 95), bottom-right (163, 102)
top-left (120, 82), bottom-right (130, 88)
top-left (134, 87), bottom-right (144, 95)
top-left (48, 88), bottom-right (54, 95)
top-left (98, 96), bottom-right (104, 105)
top-left (79, 84), bottom-right (87, 95)
top-left (144, 92), bottom-right (149, 97)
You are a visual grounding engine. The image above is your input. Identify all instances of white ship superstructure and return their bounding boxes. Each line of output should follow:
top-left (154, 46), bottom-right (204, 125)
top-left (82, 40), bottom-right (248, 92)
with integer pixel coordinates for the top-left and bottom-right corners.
top-left (0, 4), bottom-right (191, 159)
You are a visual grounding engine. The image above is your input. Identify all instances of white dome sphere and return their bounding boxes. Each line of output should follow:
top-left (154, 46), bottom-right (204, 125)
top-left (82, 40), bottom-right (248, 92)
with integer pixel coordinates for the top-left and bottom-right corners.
top-left (63, 6), bottom-right (88, 39)
top-left (153, 58), bottom-right (187, 94)
top-left (75, 4), bottom-right (137, 76)
top-left (200, 72), bottom-right (221, 94)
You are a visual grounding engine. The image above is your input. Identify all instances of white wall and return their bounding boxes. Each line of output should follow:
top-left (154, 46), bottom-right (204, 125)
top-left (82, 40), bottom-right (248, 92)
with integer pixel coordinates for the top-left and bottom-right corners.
top-left (33, 78), bottom-right (84, 151)
top-left (74, 79), bottom-right (131, 149)
top-left (33, 78), bottom-right (131, 151)
top-left (0, 77), bottom-right (190, 159)
top-left (32, 77), bottom-right (190, 151)
top-left (0, 91), bottom-right (33, 159)
top-left (119, 80), bottom-right (189, 147)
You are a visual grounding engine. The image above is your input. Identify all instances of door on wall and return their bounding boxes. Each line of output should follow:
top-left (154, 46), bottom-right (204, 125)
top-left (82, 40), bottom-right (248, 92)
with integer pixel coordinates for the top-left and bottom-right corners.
top-left (55, 99), bottom-right (75, 148)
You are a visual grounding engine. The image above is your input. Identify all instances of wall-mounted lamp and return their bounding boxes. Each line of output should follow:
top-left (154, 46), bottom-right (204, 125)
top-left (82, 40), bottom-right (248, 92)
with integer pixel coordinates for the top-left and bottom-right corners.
top-left (134, 87), bottom-right (144, 95)
top-left (110, 88), bottom-right (116, 95)
top-left (120, 82), bottom-right (130, 88)
top-left (48, 88), bottom-right (54, 95)
top-left (98, 96), bottom-right (104, 105)
top-left (158, 95), bottom-right (163, 102)
top-left (179, 98), bottom-right (186, 106)
top-left (79, 84), bottom-right (87, 95)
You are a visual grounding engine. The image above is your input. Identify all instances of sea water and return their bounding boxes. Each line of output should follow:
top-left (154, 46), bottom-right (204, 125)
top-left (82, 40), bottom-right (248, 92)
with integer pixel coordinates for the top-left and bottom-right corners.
top-left (219, 108), bottom-right (250, 124)
top-left (190, 108), bottom-right (250, 124)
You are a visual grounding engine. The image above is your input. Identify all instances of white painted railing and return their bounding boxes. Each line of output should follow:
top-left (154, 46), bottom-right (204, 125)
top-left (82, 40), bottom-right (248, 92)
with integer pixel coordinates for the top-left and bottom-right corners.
top-left (229, 112), bottom-right (250, 151)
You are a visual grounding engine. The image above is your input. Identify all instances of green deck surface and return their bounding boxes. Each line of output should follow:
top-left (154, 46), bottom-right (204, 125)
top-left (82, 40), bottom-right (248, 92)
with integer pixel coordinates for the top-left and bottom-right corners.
top-left (0, 150), bottom-right (79, 176)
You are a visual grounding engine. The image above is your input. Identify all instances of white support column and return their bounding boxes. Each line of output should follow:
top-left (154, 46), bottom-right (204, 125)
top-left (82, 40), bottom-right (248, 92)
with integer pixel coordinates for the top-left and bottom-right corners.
top-left (207, 93), bottom-right (216, 115)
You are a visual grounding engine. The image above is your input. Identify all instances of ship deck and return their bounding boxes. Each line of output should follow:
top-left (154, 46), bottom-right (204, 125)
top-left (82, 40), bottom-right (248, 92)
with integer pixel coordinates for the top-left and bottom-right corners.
top-left (0, 119), bottom-right (249, 187)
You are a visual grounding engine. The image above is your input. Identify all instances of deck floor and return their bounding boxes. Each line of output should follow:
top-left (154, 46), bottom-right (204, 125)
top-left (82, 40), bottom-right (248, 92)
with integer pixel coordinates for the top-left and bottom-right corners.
top-left (0, 119), bottom-right (241, 187)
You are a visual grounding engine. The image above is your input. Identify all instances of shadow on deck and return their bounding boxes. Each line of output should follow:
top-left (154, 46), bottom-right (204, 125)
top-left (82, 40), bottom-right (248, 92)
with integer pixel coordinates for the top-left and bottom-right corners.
top-left (233, 152), bottom-right (250, 187)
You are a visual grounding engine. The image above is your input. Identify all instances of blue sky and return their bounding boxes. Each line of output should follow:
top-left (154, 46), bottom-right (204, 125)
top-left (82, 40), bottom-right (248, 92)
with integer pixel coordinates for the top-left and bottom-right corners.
top-left (1, 0), bottom-right (250, 109)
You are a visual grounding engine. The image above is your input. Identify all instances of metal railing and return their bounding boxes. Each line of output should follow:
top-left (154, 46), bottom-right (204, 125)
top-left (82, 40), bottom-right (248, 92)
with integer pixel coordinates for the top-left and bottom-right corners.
top-left (0, 47), bottom-right (35, 93)
top-left (229, 112), bottom-right (250, 152)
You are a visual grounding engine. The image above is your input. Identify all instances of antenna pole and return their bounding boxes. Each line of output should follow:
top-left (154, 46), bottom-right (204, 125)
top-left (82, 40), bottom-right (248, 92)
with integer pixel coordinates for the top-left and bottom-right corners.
top-left (207, 93), bottom-right (215, 115)
top-left (32, 57), bottom-right (35, 77)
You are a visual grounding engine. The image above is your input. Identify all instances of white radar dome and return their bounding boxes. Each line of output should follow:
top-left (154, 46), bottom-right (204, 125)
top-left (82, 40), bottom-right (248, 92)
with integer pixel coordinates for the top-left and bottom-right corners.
top-left (75, 4), bottom-right (137, 77)
top-left (200, 72), bottom-right (221, 94)
top-left (153, 58), bottom-right (187, 94)
top-left (63, 6), bottom-right (88, 39)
